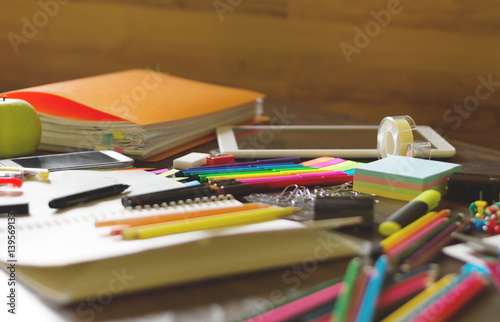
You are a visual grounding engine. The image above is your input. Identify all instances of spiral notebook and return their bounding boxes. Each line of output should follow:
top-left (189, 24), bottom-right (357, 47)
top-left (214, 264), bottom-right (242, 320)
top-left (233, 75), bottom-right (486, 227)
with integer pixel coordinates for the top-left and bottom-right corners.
top-left (0, 170), bottom-right (365, 304)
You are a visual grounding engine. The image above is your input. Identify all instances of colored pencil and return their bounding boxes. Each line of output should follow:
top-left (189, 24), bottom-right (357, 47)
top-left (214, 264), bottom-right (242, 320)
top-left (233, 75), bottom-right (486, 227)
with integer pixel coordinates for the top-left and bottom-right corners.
top-left (95, 203), bottom-right (267, 228)
top-left (401, 220), bottom-right (469, 271)
top-left (244, 281), bottom-right (343, 322)
top-left (240, 278), bottom-right (342, 321)
top-left (386, 218), bottom-right (447, 258)
top-left (408, 272), bottom-right (488, 322)
top-left (389, 263), bottom-right (439, 285)
top-left (355, 255), bottom-right (389, 322)
top-left (121, 206), bottom-right (301, 239)
top-left (377, 270), bottom-right (437, 310)
top-left (381, 273), bottom-right (456, 322)
top-left (403, 221), bottom-right (460, 263)
top-left (204, 168), bottom-right (330, 182)
top-left (372, 210), bottom-right (450, 257)
top-left (332, 257), bottom-right (361, 322)
top-left (346, 266), bottom-right (372, 322)
top-left (393, 213), bottom-right (463, 265)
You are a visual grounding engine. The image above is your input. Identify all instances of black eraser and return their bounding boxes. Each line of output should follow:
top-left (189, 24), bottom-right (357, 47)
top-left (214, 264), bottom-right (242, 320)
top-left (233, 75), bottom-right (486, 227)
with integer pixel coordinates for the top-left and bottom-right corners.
top-left (313, 195), bottom-right (374, 228)
top-left (447, 172), bottom-right (500, 204)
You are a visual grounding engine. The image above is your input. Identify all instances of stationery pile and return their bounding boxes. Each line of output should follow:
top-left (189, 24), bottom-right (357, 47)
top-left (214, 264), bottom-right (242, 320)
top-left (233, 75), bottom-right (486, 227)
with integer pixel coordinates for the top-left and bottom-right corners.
top-left (3, 69), bottom-right (264, 160)
top-left (353, 156), bottom-right (462, 201)
top-left (0, 169), bottom-right (366, 303)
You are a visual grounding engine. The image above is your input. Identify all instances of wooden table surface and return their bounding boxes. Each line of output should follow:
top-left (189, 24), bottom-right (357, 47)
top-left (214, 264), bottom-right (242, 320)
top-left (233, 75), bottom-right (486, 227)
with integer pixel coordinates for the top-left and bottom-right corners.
top-left (10, 98), bottom-right (500, 321)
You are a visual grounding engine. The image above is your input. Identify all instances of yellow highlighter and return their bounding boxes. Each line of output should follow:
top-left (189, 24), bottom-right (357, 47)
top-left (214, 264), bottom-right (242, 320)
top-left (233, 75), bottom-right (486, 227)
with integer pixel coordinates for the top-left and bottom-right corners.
top-left (121, 206), bottom-right (301, 240)
top-left (378, 190), bottom-right (441, 237)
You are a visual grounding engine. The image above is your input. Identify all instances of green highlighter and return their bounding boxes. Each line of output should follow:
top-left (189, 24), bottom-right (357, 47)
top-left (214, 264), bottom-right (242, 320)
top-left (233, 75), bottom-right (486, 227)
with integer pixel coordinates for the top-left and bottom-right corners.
top-left (379, 190), bottom-right (441, 236)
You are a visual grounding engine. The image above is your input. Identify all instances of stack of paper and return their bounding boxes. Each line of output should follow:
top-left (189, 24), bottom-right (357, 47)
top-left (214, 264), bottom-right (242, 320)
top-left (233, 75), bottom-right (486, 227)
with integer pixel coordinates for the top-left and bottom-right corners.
top-left (3, 69), bottom-right (264, 160)
top-left (353, 156), bottom-right (462, 201)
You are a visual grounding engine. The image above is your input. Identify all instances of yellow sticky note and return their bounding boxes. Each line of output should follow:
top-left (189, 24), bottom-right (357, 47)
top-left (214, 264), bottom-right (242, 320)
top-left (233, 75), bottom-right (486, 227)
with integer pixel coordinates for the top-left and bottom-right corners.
top-left (112, 131), bottom-right (125, 139)
top-left (159, 169), bottom-right (179, 177)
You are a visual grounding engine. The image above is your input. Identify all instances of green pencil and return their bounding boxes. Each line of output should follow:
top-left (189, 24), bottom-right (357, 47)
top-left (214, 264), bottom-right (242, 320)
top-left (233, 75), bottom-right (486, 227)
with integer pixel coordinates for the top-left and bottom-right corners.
top-left (332, 257), bottom-right (361, 322)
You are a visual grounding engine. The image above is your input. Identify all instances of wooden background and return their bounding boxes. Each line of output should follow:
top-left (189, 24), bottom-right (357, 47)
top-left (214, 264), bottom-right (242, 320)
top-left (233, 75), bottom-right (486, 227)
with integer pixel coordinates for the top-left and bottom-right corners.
top-left (2, 0), bottom-right (500, 150)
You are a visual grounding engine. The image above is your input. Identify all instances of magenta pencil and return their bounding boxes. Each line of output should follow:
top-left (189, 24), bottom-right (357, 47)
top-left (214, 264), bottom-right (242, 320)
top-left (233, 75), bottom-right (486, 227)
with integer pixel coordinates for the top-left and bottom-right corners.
top-left (404, 221), bottom-right (460, 265)
top-left (401, 220), bottom-right (469, 272)
top-left (408, 272), bottom-right (488, 322)
top-left (377, 272), bottom-right (435, 310)
top-left (244, 281), bottom-right (342, 322)
top-left (386, 218), bottom-right (446, 258)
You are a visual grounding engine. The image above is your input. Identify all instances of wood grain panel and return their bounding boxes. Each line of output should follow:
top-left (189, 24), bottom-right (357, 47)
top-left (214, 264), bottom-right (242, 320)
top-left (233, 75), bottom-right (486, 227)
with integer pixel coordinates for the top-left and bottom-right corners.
top-left (2, 0), bottom-right (499, 149)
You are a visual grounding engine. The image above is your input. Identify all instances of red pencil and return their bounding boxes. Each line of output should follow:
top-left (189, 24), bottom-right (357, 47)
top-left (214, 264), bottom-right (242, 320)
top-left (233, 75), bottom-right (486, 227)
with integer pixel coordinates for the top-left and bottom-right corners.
top-left (408, 272), bottom-right (488, 322)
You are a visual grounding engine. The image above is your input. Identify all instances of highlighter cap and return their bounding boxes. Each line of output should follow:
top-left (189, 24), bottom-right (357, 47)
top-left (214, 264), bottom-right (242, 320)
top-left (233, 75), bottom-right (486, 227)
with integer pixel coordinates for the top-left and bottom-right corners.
top-left (413, 190), bottom-right (441, 211)
top-left (378, 221), bottom-right (401, 236)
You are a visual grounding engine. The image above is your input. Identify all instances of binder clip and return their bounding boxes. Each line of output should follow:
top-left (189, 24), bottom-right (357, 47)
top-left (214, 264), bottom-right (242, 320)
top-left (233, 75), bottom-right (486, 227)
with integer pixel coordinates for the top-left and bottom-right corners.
top-left (377, 115), bottom-right (431, 159)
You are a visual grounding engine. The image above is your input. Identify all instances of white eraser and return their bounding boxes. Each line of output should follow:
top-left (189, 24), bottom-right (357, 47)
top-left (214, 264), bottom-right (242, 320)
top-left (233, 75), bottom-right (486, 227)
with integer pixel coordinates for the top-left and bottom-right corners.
top-left (173, 152), bottom-right (210, 170)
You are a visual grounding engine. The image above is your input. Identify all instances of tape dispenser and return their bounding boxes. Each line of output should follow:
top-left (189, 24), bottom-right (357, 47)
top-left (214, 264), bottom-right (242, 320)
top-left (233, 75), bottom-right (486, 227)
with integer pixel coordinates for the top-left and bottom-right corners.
top-left (377, 115), bottom-right (431, 159)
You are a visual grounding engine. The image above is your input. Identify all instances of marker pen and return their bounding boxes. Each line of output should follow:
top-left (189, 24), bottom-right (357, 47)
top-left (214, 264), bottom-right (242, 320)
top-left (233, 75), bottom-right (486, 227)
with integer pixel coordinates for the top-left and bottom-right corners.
top-left (379, 190), bottom-right (441, 236)
top-left (0, 167), bottom-right (49, 179)
top-left (241, 174), bottom-right (353, 190)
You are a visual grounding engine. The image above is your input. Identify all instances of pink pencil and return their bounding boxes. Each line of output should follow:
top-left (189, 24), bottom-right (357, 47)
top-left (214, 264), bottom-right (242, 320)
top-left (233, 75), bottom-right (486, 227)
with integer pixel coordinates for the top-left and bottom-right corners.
top-left (386, 218), bottom-right (446, 258)
top-left (244, 282), bottom-right (342, 322)
top-left (377, 272), bottom-right (434, 310)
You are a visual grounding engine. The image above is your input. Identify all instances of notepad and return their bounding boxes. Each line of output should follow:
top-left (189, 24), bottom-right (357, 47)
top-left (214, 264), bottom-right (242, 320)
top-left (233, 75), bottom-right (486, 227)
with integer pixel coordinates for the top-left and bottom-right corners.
top-left (353, 156), bottom-right (462, 201)
top-left (0, 170), bottom-right (366, 304)
top-left (3, 69), bottom-right (265, 160)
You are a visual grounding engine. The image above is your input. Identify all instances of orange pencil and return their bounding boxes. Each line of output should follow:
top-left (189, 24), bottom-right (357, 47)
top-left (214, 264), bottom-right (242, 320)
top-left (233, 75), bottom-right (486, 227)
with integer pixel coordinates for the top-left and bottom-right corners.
top-left (95, 203), bottom-right (268, 228)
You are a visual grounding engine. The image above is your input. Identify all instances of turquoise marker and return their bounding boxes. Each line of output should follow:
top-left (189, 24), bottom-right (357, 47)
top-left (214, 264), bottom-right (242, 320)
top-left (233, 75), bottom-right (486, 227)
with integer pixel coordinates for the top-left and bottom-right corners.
top-left (355, 255), bottom-right (389, 322)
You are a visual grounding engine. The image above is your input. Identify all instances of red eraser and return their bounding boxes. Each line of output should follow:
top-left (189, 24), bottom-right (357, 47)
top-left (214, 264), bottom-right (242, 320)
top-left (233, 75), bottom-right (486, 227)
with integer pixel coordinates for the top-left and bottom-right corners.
top-left (206, 154), bottom-right (235, 166)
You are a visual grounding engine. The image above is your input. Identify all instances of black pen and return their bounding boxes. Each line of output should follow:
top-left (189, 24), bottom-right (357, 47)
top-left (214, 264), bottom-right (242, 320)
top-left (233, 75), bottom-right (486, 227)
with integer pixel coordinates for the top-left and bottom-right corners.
top-left (49, 184), bottom-right (130, 209)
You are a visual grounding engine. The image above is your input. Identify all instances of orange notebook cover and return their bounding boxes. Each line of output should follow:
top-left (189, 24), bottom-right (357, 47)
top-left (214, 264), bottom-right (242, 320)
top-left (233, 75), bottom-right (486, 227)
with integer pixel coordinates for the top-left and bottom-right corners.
top-left (3, 69), bottom-right (265, 160)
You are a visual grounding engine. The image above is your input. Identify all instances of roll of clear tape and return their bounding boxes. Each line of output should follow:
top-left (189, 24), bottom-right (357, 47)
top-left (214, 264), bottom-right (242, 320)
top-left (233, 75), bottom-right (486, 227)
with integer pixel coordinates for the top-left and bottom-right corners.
top-left (377, 115), bottom-right (416, 159)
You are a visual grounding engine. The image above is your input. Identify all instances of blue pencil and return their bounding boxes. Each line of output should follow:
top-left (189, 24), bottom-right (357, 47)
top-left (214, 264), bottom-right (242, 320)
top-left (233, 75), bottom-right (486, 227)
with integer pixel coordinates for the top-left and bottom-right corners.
top-left (355, 255), bottom-right (389, 322)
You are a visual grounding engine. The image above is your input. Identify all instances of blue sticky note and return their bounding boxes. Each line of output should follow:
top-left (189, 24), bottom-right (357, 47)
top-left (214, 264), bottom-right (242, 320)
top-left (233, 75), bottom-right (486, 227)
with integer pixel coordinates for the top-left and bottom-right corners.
top-left (354, 156), bottom-right (462, 185)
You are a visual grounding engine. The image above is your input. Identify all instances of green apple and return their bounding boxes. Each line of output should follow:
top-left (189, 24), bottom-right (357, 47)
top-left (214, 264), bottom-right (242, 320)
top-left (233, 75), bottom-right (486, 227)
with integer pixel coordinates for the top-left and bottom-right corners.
top-left (0, 95), bottom-right (42, 158)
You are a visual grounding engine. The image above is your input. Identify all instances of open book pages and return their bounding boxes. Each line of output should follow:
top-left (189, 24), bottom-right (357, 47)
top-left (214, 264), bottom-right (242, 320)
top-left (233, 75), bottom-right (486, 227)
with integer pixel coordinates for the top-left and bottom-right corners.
top-left (38, 101), bottom-right (260, 160)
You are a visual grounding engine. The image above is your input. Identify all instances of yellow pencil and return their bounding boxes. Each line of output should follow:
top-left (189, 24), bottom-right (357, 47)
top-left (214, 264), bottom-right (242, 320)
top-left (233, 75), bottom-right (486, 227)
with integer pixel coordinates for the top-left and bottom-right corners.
top-left (121, 206), bottom-right (301, 240)
top-left (381, 273), bottom-right (456, 322)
